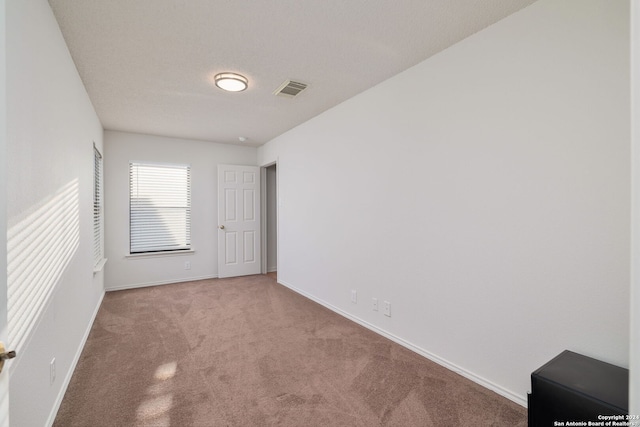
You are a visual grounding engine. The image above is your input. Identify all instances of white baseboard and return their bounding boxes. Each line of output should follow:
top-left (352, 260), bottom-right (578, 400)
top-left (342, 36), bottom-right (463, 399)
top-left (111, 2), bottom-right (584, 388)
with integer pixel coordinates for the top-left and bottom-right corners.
top-left (277, 279), bottom-right (527, 408)
top-left (106, 275), bottom-right (218, 292)
top-left (267, 266), bottom-right (277, 273)
top-left (46, 289), bottom-right (105, 427)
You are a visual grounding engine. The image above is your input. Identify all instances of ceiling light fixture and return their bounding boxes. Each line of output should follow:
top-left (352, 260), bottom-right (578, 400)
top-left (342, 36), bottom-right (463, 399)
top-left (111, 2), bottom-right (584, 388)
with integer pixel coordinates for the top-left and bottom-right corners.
top-left (214, 73), bottom-right (248, 92)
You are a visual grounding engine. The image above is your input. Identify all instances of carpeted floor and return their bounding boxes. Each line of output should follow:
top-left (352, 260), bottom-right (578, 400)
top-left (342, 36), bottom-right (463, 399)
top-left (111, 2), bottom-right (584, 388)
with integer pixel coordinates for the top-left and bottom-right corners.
top-left (54, 274), bottom-right (526, 426)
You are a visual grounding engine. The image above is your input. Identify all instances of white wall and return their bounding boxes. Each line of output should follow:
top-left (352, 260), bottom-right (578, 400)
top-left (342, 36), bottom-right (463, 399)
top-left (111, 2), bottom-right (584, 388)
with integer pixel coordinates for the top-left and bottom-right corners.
top-left (6, 0), bottom-right (105, 425)
top-left (266, 164), bottom-right (277, 272)
top-left (104, 131), bottom-right (257, 290)
top-left (259, 0), bottom-right (630, 405)
top-left (631, 0), bottom-right (639, 415)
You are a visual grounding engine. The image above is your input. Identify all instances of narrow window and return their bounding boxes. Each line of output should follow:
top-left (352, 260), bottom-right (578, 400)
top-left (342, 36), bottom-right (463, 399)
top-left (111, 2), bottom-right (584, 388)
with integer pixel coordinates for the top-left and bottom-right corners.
top-left (93, 144), bottom-right (103, 266)
top-left (129, 162), bottom-right (191, 254)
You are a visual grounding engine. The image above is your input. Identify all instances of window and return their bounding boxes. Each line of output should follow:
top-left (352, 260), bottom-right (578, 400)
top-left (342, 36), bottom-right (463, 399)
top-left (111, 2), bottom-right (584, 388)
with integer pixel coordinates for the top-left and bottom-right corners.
top-left (129, 162), bottom-right (191, 254)
top-left (93, 144), bottom-right (103, 267)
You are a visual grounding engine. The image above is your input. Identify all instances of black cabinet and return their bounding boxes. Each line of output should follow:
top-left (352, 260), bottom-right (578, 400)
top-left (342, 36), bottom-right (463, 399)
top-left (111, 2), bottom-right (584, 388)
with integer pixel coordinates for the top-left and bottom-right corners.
top-left (528, 350), bottom-right (628, 426)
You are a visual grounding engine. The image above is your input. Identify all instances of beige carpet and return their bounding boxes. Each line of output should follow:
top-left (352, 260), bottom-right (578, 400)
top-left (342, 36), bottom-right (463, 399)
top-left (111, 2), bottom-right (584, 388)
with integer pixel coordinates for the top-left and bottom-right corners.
top-left (54, 274), bottom-right (526, 426)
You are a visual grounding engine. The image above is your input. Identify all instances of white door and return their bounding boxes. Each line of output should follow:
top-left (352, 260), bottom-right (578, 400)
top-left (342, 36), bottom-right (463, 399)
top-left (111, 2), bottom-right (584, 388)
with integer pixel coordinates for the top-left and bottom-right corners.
top-left (0, 1), bottom-right (10, 423)
top-left (217, 165), bottom-right (261, 278)
top-left (0, 210), bottom-right (8, 427)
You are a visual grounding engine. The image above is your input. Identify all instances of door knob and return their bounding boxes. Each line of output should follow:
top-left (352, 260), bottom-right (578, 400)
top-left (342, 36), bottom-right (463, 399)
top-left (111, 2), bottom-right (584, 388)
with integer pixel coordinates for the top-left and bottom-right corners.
top-left (219, 225), bottom-right (225, 230)
top-left (0, 342), bottom-right (16, 374)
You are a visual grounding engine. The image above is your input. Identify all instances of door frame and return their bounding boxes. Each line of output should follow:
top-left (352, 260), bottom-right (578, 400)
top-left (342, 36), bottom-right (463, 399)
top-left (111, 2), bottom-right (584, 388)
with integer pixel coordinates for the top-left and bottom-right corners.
top-left (260, 160), bottom-right (278, 275)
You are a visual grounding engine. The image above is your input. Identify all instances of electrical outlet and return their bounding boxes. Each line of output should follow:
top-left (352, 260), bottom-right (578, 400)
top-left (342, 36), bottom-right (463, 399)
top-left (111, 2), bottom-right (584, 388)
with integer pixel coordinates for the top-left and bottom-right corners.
top-left (184, 261), bottom-right (191, 270)
top-left (383, 301), bottom-right (391, 317)
top-left (372, 298), bottom-right (378, 311)
top-left (351, 290), bottom-right (357, 304)
top-left (50, 357), bottom-right (56, 385)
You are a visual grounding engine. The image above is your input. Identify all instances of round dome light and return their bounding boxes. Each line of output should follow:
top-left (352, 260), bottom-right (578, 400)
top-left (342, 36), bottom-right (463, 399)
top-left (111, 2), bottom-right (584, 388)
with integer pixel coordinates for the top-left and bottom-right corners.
top-left (214, 73), bottom-right (248, 92)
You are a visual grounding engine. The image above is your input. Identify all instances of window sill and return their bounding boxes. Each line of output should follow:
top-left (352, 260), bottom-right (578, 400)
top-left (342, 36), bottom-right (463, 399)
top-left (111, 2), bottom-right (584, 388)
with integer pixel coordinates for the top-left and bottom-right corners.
top-left (125, 250), bottom-right (195, 260)
top-left (93, 258), bottom-right (108, 274)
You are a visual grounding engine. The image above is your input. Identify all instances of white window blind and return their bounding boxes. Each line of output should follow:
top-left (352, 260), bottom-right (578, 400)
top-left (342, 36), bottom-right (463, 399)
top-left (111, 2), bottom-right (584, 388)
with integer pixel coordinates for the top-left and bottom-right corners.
top-left (129, 162), bottom-right (191, 254)
top-left (93, 144), bottom-right (103, 266)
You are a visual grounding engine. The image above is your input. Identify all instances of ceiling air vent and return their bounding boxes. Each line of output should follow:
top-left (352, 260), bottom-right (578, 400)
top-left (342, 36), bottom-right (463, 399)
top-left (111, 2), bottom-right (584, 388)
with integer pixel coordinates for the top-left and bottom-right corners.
top-left (274, 80), bottom-right (308, 98)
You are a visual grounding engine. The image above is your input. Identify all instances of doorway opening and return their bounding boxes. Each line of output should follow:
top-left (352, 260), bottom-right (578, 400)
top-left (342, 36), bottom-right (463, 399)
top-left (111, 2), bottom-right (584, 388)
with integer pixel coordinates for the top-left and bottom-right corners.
top-left (261, 163), bottom-right (277, 280)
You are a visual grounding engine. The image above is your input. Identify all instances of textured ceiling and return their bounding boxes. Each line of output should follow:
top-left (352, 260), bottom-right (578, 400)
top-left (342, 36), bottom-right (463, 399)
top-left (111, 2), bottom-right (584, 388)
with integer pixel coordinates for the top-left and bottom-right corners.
top-left (48, 0), bottom-right (537, 147)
